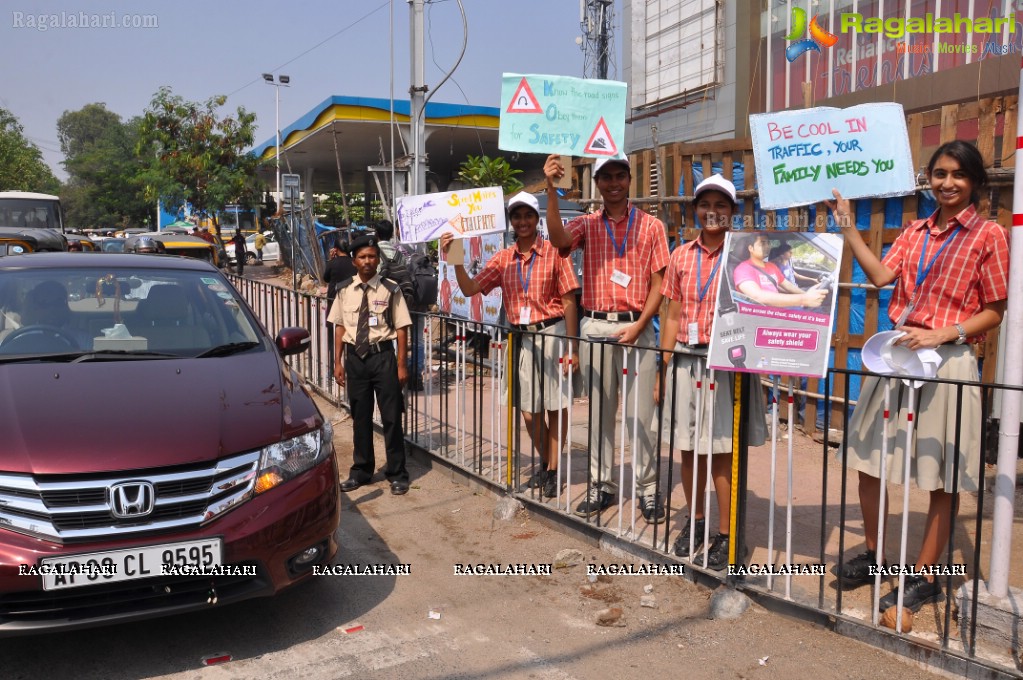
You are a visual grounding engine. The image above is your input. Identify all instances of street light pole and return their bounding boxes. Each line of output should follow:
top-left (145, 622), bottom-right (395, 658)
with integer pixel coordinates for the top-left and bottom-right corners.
top-left (262, 73), bottom-right (290, 205)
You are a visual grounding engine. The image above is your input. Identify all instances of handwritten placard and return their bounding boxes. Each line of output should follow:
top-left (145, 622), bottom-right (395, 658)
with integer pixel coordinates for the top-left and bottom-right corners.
top-left (498, 73), bottom-right (627, 159)
top-left (396, 187), bottom-right (506, 244)
top-left (750, 103), bottom-right (915, 210)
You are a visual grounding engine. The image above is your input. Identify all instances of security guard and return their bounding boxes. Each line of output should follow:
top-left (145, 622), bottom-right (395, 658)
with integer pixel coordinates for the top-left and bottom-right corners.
top-left (330, 235), bottom-right (412, 495)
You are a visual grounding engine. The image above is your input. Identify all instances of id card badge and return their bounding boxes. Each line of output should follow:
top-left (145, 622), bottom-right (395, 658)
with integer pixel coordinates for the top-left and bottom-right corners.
top-left (369, 316), bottom-right (380, 327)
top-left (611, 269), bottom-right (632, 288)
top-left (687, 322), bottom-right (700, 346)
top-left (894, 297), bottom-right (915, 328)
top-left (519, 307), bottom-right (532, 325)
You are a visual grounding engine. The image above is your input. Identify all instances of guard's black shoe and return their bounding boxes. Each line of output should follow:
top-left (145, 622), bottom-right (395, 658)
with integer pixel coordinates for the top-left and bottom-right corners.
top-left (340, 478), bottom-right (363, 492)
top-left (390, 481), bottom-right (410, 496)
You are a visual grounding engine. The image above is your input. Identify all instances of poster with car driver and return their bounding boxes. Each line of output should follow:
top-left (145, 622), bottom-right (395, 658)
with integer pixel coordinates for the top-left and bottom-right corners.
top-left (707, 230), bottom-right (842, 378)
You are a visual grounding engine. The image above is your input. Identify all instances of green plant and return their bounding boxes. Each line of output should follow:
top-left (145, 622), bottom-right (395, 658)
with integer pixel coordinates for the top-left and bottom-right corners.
top-left (457, 155), bottom-right (523, 194)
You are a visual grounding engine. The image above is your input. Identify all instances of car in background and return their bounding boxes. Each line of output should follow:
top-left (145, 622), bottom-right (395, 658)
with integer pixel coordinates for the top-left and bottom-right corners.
top-left (227, 232), bottom-right (279, 265)
top-left (0, 226), bottom-right (67, 253)
top-left (125, 232), bottom-right (220, 267)
top-left (0, 253), bottom-right (340, 634)
top-left (97, 237), bottom-right (127, 254)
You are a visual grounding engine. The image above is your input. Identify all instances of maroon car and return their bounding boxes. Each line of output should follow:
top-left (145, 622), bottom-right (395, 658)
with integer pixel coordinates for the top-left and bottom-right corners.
top-left (0, 253), bottom-right (340, 634)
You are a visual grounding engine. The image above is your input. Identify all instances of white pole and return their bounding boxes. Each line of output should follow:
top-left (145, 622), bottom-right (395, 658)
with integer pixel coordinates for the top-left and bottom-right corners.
top-left (988, 56), bottom-right (1023, 599)
top-left (275, 84), bottom-right (281, 204)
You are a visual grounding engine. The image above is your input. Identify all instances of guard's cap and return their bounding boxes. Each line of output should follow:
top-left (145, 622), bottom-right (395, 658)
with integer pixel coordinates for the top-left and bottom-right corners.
top-left (348, 234), bottom-right (379, 256)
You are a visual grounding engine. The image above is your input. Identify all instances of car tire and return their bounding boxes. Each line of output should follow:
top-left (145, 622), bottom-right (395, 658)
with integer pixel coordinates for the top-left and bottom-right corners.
top-left (246, 252), bottom-right (258, 265)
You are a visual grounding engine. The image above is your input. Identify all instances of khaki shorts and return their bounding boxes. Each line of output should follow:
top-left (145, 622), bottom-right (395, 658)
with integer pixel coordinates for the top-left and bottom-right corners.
top-left (843, 344), bottom-right (981, 493)
top-left (660, 345), bottom-right (767, 454)
top-left (502, 319), bottom-right (578, 413)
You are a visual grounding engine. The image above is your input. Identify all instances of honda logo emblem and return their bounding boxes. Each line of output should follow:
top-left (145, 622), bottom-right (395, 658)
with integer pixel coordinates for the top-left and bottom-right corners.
top-left (109, 481), bottom-right (155, 518)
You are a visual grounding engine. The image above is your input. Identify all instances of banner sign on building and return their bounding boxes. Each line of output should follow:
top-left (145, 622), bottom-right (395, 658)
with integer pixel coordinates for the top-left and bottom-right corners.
top-left (396, 187), bottom-right (506, 244)
top-left (750, 103), bottom-right (915, 210)
top-left (498, 73), bottom-right (627, 158)
top-left (707, 231), bottom-right (843, 378)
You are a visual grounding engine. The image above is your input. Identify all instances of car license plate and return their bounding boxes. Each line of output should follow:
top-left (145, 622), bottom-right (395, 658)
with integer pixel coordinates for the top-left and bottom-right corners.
top-left (39, 538), bottom-right (223, 591)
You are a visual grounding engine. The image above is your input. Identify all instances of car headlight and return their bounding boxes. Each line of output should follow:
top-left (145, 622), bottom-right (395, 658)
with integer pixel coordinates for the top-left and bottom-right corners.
top-left (254, 421), bottom-right (333, 494)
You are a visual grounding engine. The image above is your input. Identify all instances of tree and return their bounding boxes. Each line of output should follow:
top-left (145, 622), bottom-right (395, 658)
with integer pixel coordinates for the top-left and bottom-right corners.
top-left (138, 87), bottom-right (263, 235)
top-left (57, 103), bottom-right (151, 229)
top-left (457, 154), bottom-right (523, 194)
top-left (0, 107), bottom-right (60, 193)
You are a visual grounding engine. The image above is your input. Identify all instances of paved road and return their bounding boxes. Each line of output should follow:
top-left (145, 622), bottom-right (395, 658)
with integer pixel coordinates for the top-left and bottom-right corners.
top-left (0, 412), bottom-right (943, 680)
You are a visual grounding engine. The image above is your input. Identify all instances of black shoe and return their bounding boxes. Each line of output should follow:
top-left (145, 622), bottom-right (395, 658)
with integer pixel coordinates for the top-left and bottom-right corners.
top-left (672, 517), bottom-right (706, 558)
top-left (574, 485), bottom-right (614, 517)
top-left (833, 550), bottom-right (886, 587)
top-left (523, 470), bottom-right (547, 489)
top-left (340, 478), bottom-right (363, 492)
top-left (390, 481), bottom-right (410, 496)
top-left (541, 470), bottom-right (560, 498)
top-left (878, 575), bottom-right (943, 612)
top-left (639, 493), bottom-right (666, 524)
top-left (703, 533), bottom-right (734, 571)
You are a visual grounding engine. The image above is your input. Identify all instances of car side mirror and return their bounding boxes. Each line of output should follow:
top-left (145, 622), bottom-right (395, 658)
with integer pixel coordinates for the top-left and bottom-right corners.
top-left (276, 326), bottom-right (311, 356)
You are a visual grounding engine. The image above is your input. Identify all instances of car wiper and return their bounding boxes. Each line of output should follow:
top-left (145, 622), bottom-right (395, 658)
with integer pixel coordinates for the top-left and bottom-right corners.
top-left (69, 350), bottom-right (182, 362)
top-left (194, 341), bottom-right (260, 358)
top-left (0, 350), bottom-right (179, 364)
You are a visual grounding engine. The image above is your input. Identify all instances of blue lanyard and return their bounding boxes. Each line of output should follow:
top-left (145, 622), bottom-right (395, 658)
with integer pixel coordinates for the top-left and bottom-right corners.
top-left (915, 225), bottom-right (961, 289)
top-left (695, 247), bottom-right (721, 304)
top-left (517, 250), bottom-right (537, 296)
top-left (602, 207), bottom-right (636, 258)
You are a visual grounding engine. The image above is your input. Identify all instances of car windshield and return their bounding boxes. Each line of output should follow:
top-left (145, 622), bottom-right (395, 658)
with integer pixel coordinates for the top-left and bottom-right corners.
top-left (0, 265), bottom-right (264, 359)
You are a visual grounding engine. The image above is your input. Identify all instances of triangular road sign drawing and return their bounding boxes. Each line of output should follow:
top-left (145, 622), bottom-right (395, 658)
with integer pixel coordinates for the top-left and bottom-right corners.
top-left (583, 117), bottom-right (618, 156)
top-left (447, 213), bottom-right (464, 234)
top-left (506, 78), bottom-right (543, 114)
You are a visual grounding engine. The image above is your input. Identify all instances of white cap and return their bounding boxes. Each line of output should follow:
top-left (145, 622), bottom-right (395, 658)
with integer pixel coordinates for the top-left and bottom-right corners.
top-left (861, 331), bottom-right (943, 388)
top-left (507, 191), bottom-right (540, 216)
top-left (694, 174), bottom-right (737, 205)
top-left (593, 156), bottom-right (631, 177)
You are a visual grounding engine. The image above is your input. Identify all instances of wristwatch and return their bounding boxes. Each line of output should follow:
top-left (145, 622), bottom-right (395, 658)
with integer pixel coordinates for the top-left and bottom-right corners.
top-left (954, 323), bottom-right (967, 345)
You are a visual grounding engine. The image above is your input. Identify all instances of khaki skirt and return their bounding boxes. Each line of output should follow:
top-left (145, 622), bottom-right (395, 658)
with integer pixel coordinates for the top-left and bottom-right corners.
top-left (843, 344), bottom-right (982, 493)
top-left (659, 345), bottom-right (768, 454)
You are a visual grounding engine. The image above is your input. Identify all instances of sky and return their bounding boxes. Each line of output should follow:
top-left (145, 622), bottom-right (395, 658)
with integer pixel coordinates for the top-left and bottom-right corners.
top-left (1, 0), bottom-right (622, 180)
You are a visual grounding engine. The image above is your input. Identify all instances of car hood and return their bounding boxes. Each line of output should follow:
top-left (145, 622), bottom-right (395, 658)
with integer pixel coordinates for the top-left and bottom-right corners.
top-left (0, 354), bottom-right (302, 475)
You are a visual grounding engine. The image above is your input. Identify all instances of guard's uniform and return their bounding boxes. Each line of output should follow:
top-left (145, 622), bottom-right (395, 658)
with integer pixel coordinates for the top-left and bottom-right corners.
top-left (329, 272), bottom-right (412, 485)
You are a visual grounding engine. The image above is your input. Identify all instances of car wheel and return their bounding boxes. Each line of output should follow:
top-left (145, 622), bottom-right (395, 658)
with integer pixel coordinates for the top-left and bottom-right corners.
top-left (246, 252), bottom-right (258, 265)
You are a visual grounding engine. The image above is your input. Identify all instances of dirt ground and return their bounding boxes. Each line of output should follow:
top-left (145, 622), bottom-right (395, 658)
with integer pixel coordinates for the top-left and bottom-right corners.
top-left (307, 399), bottom-right (949, 680)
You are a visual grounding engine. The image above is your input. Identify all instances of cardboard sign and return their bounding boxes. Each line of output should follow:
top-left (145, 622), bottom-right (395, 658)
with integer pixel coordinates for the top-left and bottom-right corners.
top-left (438, 234), bottom-right (505, 325)
top-left (498, 74), bottom-right (627, 159)
top-left (396, 187), bottom-right (506, 244)
top-left (707, 231), bottom-right (843, 379)
top-left (750, 103), bottom-right (915, 210)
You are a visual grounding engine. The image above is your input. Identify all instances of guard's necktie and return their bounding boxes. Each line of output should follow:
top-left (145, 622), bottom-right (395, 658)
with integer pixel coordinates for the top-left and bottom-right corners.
top-left (354, 284), bottom-right (370, 359)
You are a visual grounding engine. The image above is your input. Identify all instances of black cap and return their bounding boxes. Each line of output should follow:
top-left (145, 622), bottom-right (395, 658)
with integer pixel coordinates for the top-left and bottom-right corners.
top-left (348, 235), bottom-right (379, 256)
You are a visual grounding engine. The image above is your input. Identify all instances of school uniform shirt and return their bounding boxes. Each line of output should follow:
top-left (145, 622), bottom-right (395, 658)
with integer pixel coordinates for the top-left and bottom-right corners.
top-left (473, 239), bottom-right (579, 325)
top-left (565, 203), bottom-right (669, 312)
top-left (661, 236), bottom-right (724, 345)
top-left (328, 273), bottom-right (412, 345)
top-left (884, 204), bottom-right (1009, 342)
